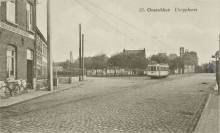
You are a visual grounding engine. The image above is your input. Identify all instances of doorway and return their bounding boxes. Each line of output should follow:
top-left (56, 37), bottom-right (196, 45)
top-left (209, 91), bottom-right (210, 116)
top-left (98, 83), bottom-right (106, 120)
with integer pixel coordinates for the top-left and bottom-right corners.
top-left (27, 49), bottom-right (33, 85)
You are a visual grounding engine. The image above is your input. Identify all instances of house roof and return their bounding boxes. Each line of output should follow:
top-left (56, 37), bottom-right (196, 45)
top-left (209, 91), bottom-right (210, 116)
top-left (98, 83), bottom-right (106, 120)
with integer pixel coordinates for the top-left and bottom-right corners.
top-left (74, 56), bottom-right (92, 63)
top-left (36, 26), bottom-right (47, 43)
top-left (123, 49), bottom-right (145, 55)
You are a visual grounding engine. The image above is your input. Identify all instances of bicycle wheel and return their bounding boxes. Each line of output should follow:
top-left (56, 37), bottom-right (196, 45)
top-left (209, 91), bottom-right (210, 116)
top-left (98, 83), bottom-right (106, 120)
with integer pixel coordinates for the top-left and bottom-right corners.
top-left (25, 83), bottom-right (32, 93)
top-left (13, 84), bottom-right (21, 96)
top-left (0, 86), bottom-right (10, 99)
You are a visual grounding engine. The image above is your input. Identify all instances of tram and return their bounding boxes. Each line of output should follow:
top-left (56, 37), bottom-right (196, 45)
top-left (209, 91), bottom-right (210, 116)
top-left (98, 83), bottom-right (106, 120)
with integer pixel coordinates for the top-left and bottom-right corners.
top-left (147, 64), bottom-right (169, 78)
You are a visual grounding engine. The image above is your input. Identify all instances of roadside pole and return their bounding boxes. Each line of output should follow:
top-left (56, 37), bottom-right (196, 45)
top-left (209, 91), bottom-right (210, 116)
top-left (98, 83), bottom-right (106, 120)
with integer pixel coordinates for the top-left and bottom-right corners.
top-left (82, 34), bottom-right (84, 81)
top-left (180, 47), bottom-right (184, 74)
top-left (47, 0), bottom-right (53, 91)
top-left (218, 34), bottom-right (220, 95)
top-left (79, 24), bottom-right (82, 81)
top-left (70, 51), bottom-right (72, 77)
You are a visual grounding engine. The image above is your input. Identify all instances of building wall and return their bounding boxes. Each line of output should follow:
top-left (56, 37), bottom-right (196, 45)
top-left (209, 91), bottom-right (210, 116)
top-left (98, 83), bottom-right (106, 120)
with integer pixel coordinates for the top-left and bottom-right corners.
top-left (0, 0), bottom-right (36, 83)
top-left (0, 30), bottom-right (35, 80)
top-left (184, 65), bottom-right (195, 73)
top-left (36, 33), bottom-right (47, 79)
top-left (0, 0), bottom-right (36, 31)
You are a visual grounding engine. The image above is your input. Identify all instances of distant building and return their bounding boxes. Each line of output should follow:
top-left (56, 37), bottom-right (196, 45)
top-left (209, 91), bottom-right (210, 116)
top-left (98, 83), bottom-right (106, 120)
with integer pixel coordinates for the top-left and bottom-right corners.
top-left (158, 53), bottom-right (167, 57)
top-left (173, 64), bottom-right (195, 74)
top-left (53, 62), bottom-right (64, 72)
top-left (123, 48), bottom-right (146, 57)
top-left (184, 65), bottom-right (195, 73)
top-left (206, 62), bottom-right (215, 73)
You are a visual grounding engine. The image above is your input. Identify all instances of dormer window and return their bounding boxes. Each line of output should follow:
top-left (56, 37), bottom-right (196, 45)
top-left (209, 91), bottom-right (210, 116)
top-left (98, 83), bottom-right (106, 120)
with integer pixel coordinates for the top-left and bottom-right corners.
top-left (6, 0), bottom-right (16, 24)
top-left (26, 2), bottom-right (33, 30)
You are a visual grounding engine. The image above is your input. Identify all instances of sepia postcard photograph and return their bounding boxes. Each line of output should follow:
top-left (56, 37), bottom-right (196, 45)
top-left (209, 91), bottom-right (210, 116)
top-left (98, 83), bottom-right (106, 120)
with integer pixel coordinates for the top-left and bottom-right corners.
top-left (0, 0), bottom-right (219, 132)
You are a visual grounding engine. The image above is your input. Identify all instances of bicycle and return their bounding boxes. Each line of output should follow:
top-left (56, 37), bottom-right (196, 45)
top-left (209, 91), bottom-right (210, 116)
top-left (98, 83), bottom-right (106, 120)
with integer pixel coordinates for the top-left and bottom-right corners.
top-left (19, 79), bottom-right (32, 94)
top-left (0, 80), bottom-right (19, 98)
top-left (0, 79), bottom-right (32, 99)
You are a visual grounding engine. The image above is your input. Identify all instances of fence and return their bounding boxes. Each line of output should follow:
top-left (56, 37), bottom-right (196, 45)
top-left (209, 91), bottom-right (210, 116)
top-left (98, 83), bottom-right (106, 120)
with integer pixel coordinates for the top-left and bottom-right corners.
top-left (86, 69), bottom-right (147, 77)
top-left (53, 70), bottom-right (86, 77)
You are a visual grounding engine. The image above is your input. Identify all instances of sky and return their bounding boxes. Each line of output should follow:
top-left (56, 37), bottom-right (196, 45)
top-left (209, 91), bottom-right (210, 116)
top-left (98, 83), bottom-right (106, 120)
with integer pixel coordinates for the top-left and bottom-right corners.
top-left (36, 0), bottom-right (220, 64)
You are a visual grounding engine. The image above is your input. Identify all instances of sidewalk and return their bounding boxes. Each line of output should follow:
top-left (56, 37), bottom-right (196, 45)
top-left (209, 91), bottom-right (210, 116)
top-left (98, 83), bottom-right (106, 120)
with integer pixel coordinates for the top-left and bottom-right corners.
top-left (194, 84), bottom-right (220, 133)
top-left (0, 82), bottom-right (85, 108)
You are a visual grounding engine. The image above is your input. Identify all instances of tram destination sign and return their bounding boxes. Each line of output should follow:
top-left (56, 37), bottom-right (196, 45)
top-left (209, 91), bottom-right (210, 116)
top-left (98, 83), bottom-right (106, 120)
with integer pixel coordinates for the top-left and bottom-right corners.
top-left (0, 21), bottom-right (34, 39)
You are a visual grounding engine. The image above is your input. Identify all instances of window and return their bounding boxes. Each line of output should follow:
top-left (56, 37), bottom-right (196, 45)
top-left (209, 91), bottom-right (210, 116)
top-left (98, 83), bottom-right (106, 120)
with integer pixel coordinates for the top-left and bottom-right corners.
top-left (6, 0), bottom-right (16, 23)
top-left (37, 53), bottom-right (47, 78)
top-left (148, 66), bottom-right (151, 71)
top-left (37, 42), bottom-right (42, 53)
top-left (27, 49), bottom-right (33, 60)
top-left (26, 2), bottom-right (33, 30)
top-left (36, 36), bottom-right (47, 79)
top-left (151, 66), bottom-right (156, 71)
top-left (7, 45), bottom-right (16, 79)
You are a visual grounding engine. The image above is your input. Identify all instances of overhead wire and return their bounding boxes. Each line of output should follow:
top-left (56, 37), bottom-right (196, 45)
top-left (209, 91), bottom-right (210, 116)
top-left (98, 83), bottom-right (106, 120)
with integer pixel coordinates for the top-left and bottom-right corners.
top-left (82, 0), bottom-right (179, 50)
top-left (75, 0), bottom-right (159, 52)
top-left (75, 0), bottom-right (134, 42)
top-left (76, 0), bottom-right (216, 54)
top-left (84, 0), bottom-right (155, 38)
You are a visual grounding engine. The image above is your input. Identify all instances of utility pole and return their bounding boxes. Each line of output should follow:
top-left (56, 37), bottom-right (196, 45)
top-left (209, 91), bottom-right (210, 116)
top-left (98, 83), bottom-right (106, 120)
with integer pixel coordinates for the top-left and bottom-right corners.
top-left (180, 47), bottom-right (184, 74)
top-left (47, 0), bottom-right (53, 91)
top-left (82, 34), bottom-right (84, 81)
top-left (218, 34), bottom-right (220, 95)
top-left (79, 24), bottom-right (82, 81)
top-left (70, 51), bottom-right (72, 77)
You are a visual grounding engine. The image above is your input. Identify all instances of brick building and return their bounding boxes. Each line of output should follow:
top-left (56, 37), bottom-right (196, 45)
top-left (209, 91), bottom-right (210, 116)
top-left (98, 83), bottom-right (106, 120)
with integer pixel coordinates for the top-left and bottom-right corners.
top-left (0, 0), bottom-right (46, 89)
top-left (123, 48), bottom-right (146, 57)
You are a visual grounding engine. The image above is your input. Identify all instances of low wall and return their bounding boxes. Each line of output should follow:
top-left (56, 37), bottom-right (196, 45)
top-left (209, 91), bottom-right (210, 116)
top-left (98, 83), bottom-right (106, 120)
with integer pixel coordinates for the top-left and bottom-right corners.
top-left (58, 76), bottom-right (86, 84)
top-left (36, 79), bottom-right (47, 90)
top-left (59, 77), bottom-right (71, 84)
top-left (36, 76), bottom-right (87, 89)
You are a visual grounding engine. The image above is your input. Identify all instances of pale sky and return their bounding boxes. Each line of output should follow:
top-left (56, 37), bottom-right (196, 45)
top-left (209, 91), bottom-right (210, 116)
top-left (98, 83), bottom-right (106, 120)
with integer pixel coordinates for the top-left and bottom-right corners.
top-left (36, 0), bottom-right (220, 64)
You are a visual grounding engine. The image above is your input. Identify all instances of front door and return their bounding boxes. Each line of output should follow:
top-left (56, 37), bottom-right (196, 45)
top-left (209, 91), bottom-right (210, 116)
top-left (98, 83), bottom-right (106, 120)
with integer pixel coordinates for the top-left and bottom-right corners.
top-left (27, 49), bottom-right (33, 85)
top-left (27, 60), bottom-right (33, 85)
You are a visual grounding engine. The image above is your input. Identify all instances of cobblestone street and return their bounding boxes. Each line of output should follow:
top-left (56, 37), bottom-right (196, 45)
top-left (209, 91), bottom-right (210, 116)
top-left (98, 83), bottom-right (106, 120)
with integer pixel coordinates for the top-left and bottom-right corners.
top-left (0, 74), bottom-right (216, 133)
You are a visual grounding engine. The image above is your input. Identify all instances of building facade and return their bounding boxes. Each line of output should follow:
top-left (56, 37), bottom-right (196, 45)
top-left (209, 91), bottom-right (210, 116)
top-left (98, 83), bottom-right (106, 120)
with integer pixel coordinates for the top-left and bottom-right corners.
top-left (36, 27), bottom-right (47, 79)
top-left (184, 65), bottom-right (195, 73)
top-left (0, 0), bottom-right (46, 89)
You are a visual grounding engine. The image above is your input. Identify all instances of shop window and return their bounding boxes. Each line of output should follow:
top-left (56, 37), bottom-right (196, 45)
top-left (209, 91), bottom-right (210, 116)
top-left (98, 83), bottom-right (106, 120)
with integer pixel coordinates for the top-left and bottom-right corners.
top-left (26, 2), bottom-right (33, 30)
top-left (7, 45), bottom-right (16, 79)
top-left (6, 0), bottom-right (16, 24)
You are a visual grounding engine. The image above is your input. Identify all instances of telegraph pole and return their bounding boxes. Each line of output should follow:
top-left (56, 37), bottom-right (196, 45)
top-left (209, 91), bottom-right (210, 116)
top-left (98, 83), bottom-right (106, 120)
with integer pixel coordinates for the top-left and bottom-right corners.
top-left (180, 47), bottom-right (184, 74)
top-left (70, 51), bottom-right (72, 77)
top-left (82, 34), bottom-right (84, 81)
top-left (47, 0), bottom-right (53, 91)
top-left (79, 24), bottom-right (82, 81)
top-left (218, 34), bottom-right (220, 95)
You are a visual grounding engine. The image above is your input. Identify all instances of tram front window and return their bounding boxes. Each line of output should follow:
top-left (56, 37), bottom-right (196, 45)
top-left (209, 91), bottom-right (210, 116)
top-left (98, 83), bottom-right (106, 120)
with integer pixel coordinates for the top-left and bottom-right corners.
top-left (148, 66), bottom-right (151, 71)
top-left (153, 66), bottom-right (156, 71)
